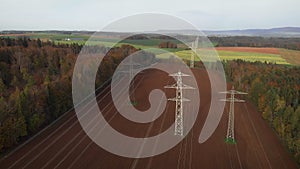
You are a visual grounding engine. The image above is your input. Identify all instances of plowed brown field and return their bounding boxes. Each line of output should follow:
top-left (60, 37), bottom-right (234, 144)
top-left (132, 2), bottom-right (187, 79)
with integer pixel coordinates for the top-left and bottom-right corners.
top-left (0, 63), bottom-right (297, 169)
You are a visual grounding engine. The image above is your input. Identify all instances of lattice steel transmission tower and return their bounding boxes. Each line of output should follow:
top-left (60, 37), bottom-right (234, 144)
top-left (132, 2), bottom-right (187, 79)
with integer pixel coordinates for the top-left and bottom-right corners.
top-left (190, 37), bottom-right (199, 68)
top-left (119, 57), bottom-right (143, 105)
top-left (220, 86), bottom-right (247, 144)
top-left (165, 71), bottom-right (194, 136)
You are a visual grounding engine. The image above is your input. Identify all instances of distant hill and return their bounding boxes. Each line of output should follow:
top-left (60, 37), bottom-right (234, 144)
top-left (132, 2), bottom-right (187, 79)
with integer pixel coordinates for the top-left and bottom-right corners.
top-left (205, 27), bottom-right (300, 37)
top-left (155, 27), bottom-right (300, 37)
top-left (2, 27), bottom-right (300, 37)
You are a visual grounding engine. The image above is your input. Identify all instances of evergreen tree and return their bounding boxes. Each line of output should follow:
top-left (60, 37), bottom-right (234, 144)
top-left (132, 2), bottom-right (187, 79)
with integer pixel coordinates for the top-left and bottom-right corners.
top-left (37, 38), bottom-right (42, 48)
top-left (0, 78), bottom-right (6, 94)
top-left (291, 106), bottom-right (300, 132)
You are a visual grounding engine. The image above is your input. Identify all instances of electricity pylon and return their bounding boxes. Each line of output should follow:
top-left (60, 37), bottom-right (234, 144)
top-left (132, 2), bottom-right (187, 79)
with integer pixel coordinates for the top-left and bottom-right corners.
top-left (220, 86), bottom-right (247, 144)
top-left (190, 36), bottom-right (198, 68)
top-left (119, 57), bottom-right (143, 105)
top-left (165, 71), bottom-right (194, 136)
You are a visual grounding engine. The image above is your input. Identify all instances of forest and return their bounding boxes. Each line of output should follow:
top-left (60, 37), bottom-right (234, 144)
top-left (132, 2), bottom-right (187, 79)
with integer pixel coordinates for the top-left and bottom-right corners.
top-left (223, 60), bottom-right (300, 164)
top-left (0, 37), bottom-right (155, 154)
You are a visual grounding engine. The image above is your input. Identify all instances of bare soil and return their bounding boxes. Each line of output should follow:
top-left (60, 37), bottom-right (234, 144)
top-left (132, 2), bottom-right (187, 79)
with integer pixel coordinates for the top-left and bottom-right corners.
top-left (0, 63), bottom-right (297, 169)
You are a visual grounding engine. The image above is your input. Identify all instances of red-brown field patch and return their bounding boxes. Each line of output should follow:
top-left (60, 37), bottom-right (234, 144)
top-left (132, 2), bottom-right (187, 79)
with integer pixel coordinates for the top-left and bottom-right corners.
top-left (215, 47), bottom-right (280, 55)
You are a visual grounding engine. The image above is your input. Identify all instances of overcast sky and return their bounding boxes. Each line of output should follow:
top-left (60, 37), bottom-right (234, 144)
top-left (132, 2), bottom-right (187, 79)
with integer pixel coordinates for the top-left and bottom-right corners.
top-left (1, 0), bottom-right (300, 31)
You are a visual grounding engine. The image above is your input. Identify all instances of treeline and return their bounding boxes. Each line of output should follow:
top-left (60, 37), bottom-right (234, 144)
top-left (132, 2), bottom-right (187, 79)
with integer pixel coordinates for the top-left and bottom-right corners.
top-left (210, 36), bottom-right (300, 51)
top-left (158, 41), bottom-right (177, 48)
top-left (223, 60), bottom-right (300, 164)
top-left (0, 30), bottom-right (95, 35)
top-left (0, 37), bottom-right (155, 154)
top-left (0, 37), bottom-right (81, 153)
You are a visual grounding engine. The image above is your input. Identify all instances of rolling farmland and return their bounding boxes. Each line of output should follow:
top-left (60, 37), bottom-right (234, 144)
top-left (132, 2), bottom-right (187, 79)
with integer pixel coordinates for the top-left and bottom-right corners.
top-left (1, 32), bottom-right (299, 65)
top-left (1, 6), bottom-right (300, 169)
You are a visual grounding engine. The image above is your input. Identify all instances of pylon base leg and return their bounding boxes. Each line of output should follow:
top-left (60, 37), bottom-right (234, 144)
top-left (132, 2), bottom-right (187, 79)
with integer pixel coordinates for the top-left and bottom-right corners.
top-left (224, 137), bottom-right (237, 144)
top-left (128, 101), bottom-right (138, 106)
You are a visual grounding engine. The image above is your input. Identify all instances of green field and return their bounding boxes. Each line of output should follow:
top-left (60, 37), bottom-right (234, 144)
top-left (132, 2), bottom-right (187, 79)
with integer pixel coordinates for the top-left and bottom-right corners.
top-left (56, 38), bottom-right (184, 54)
top-left (157, 49), bottom-right (290, 65)
top-left (217, 50), bottom-right (289, 64)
